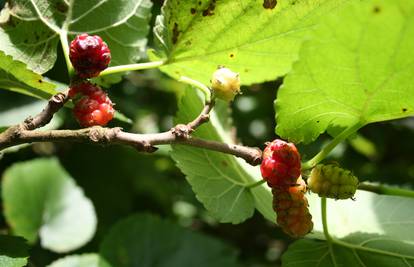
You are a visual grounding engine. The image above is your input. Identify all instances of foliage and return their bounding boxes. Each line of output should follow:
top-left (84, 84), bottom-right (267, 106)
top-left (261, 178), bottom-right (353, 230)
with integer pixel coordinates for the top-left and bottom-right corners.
top-left (0, 0), bottom-right (414, 266)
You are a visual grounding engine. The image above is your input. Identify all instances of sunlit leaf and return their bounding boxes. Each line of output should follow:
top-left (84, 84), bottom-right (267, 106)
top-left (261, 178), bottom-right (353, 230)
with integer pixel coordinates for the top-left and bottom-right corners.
top-left (152, 0), bottom-right (349, 85)
top-left (276, 0), bottom-right (414, 143)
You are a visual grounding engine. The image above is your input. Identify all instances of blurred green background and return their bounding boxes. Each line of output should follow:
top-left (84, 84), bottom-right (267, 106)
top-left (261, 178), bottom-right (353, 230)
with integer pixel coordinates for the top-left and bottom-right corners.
top-left (1, 0), bottom-right (414, 266)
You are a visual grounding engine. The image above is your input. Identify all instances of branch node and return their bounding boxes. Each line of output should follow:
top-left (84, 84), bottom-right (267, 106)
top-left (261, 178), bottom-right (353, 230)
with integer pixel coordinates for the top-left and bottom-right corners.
top-left (51, 92), bottom-right (67, 104)
top-left (135, 141), bottom-right (158, 153)
top-left (24, 116), bottom-right (34, 124)
top-left (171, 124), bottom-right (190, 139)
top-left (198, 114), bottom-right (210, 124)
top-left (88, 126), bottom-right (108, 143)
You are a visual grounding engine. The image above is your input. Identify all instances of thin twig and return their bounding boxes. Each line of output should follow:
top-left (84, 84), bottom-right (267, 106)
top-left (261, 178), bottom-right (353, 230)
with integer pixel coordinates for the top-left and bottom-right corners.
top-left (24, 89), bottom-right (70, 130)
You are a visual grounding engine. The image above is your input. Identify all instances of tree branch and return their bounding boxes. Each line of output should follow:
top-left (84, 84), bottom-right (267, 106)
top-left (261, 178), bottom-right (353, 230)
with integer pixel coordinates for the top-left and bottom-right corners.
top-left (0, 91), bottom-right (262, 165)
top-left (171, 99), bottom-right (215, 139)
top-left (0, 127), bottom-right (262, 165)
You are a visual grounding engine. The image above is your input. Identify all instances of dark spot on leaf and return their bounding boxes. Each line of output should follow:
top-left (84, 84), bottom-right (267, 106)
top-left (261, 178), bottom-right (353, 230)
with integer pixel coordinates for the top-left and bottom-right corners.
top-left (38, 79), bottom-right (43, 83)
top-left (244, 69), bottom-right (249, 73)
top-left (55, 1), bottom-right (68, 13)
top-left (185, 40), bottom-right (191, 46)
top-left (190, 8), bottom-right (196, 14)
top-left (373, 6), bottom-right (381, 13)
top-left (402, 108), bottom-right (408, 112)
top-left (198, 1), bottom-right (202, 5)
top-left (263, 0), bottom-right (277, 9)
top-left (229, 53), bottom-right (234, 58)
top-left (221, 160), bottom-right (228, 167)
top-left (172, 23), bottom-right (179, 44)
top-left (291, 0), bottom-right (297, 5)
top-left (202, 0), bottom-right (216, 16)
top-left (316, 120), bottom-right (320, 123)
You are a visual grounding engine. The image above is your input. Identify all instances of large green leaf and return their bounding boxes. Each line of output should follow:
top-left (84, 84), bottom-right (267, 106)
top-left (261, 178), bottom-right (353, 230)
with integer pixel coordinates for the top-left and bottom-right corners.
top-left (282, 234), bottom-right (414, 267)
top-left (276, 0), bottom-right (414, 143)
top-left (283, 190), bottom-right (414, 266)
top-left (0, 235), bottom-right (29, 267)
top-left (99, 213), bottom-right (241, 267)
top-left (152, 0), bottom-right (349, 85)
top-left (309, 190), bottom-right (414, 243)
top-left (2, 158), bottom-right (97, 253)
top-left (0, 51), bottom-right (58, 99)
top-left (47, 254), bottom-right (100, 267)
top-left (171, 88), bottom-right (274, 224)
top-left (0, 0), bottom-right (152, 74)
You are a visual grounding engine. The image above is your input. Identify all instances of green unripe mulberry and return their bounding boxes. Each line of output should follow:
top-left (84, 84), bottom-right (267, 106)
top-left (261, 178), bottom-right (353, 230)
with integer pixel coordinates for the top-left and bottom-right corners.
top-left (211, 67), bottom-right (240, 102)
top-left (308, 164), bottom-right (359, 199)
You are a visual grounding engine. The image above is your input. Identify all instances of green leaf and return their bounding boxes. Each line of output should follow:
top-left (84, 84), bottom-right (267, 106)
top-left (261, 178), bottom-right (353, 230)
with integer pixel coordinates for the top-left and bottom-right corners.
top-left (47, 254), bottom-right (100, 267)
top-left (67, 0), bottom-right (153, 68)
top-left (308, 190), bottom-right (414, 243)
top-left (152, 0), bottom-right (349, 85)
top-left (171, 88), bottom-right (274, 224)
top-left (0, 101), bottom-right (63, 129)
top-left (276, 0), bottom-right (414, 143)
top-left (2, 158), bottom-right (97, 253)
top-left (99, 213), bottom-right (241, 267)
top-left (0, 6), bottom-right (59, 74)
top-left (282, 234), bottom-right (414, 267)
top-left (0, 235), bottom-right (29, 267)
top-left (1, 0), bottom-right (152, 74)
top-left (0, 51), bottom-right (58, 99)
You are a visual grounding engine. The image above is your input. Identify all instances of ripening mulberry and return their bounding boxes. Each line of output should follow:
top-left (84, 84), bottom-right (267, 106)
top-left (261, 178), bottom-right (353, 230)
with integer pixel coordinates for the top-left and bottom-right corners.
top-left (260, 139), bottom-right (301, 187)
top-left (272, 177), bottom-right (313, 238)
top-left (69, 33), bottom-right (111, 78)
top-left (307, 164), bottom-right (359, 200)
top-left (70, 82), bottom-right (115, 127)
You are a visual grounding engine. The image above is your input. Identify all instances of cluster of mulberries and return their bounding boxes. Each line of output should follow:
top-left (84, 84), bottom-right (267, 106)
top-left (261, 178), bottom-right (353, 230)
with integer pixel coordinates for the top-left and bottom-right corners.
top-left (69, 82), bottom-right (114, 127)
top-left (68, 34), bottom-right (114, 127)
top-left (261, 139), bottom-right (313, 238)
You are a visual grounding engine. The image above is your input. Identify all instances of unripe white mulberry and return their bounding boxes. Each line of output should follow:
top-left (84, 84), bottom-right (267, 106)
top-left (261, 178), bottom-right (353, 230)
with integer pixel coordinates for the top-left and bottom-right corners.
top-left (211, 67), bottom-right (240, 101)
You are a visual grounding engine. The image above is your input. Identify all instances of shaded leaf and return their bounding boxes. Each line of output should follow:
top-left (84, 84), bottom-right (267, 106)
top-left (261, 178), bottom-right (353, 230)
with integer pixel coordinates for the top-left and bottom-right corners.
top-left (99, 213), bottom-right (241, 267)
top-left (171, 88), bottom-right (274, 223)
top-left (0, 10), bottom-right (59, 74)
top-left (2, 158), bottom-right (97, 253)
top-left (1, 0), bottom-right (152, 74)
top-left (0, 235), bottom-right (29, 267)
